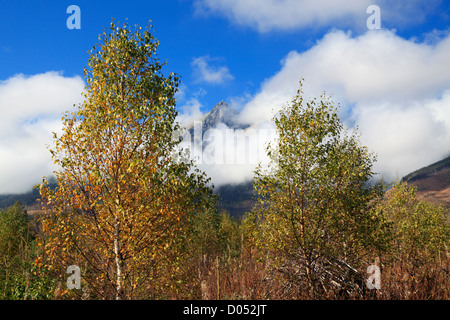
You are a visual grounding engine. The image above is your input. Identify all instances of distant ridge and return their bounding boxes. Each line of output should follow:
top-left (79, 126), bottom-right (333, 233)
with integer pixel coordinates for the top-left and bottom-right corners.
top-left (402, 155), bottom-right (450, 183)
top-left (402, 155), bottom-right (450, 210)
top-left (0, 182), bottom-right (58, 211)
top-left (214, 181), bottom-right (255, 218)
top-left (3, 102), bottom-right (449, 217)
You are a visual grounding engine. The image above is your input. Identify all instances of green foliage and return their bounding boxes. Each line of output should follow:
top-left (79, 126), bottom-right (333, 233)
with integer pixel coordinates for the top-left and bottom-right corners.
top-left (0, 202), bottom-right (29, 258)
top-left (37, 20), bottom-right (215, 300)
top-left (249, 81), bottom-right (390, 295)
top-left (218, 211), bottom-right (242, 259)
top-left (0, 202), bottom-right (31, 299)
top-left (2, 21), bottom-right (447, 300)
top-left (379, 182), bottom-right (449, 263)
top-left (0, 203), bottom-right (56, 299)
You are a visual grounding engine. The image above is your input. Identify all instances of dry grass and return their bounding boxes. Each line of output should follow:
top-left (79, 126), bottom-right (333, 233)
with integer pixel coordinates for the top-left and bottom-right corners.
top-left (376, 257), bottom-right (449, 300)
top-left (195, 250), bottom-right (449, 300)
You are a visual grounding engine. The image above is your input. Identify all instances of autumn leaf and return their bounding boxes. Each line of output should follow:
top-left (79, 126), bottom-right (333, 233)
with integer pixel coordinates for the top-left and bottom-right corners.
top-left (37, 20), bottom-right (215, 300)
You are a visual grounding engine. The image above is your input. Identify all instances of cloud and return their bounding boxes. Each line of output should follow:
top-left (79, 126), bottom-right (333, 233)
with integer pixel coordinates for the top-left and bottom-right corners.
top-left (177, 121), bottom-right (277, 187)
top-left (194, 0), bottom-right (441, 33)
top-left (176, 97), bottom-right (204, 128)
top-left (195, 0), bottom-right (371, 32)
top-left (0, 72), bottom-right (85, 194)
top-left (355, 93), bottom-right (450, 181)
top-left (238, 29), bottom-right (450, 124)
top-left (174, 83), bottom-right (276, 187)
top-left (236, 29), bottom-right (450, 181)
top-left (191, 55), bottom-right (234, 84)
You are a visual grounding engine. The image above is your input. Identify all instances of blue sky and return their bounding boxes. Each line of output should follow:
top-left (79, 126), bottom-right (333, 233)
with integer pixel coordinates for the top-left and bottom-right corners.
top-left (1, 0), bottom-right (450, 193)
top-left (0, 0), bottom-right (334, 111)
top-left (2, 0), bottom-right (447, 110)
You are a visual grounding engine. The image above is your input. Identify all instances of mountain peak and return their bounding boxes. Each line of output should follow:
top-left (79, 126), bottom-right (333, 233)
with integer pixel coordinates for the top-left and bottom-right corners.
top-left (212, 100), bottom-right (227, 109)
top-left (187, 101), bottom-right (248, 137)
top-left (206, 101), bottom-right (235, 125)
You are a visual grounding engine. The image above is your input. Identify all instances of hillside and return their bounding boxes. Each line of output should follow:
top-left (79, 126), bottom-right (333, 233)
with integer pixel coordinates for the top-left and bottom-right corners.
top-left (2, 98), bottom-right (449, 217)
top-left (402, 155), bottom-right (450, 209)
top-left (0, 182), bottom-right (58, 214)
top-left (0, 187), bottom-right (41, 209)
top-left (215, 154), bottom-right (450, 216)
top-left (215, 181), bottom-right (255, 218)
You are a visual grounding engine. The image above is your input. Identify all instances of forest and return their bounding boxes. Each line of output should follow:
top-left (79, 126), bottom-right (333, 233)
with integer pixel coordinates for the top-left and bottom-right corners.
top-left (0, 22), bottom-right (448, 300)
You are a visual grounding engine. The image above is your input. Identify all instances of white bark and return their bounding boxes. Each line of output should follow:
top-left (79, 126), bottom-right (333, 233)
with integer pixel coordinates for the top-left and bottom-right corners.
top-left (114, 214), bottom-right (124, 300)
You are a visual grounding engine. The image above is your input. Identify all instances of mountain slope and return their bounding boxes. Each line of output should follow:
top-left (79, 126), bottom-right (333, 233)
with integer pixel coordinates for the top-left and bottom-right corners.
top-left (3, 99), bottom-right (448, 217)
top-left (402, 155), bottom-right (450, 209)
top-left (187, 100), bottom-right (249, 138)
top-left (0, 182), bottom-right (58, 213)
top-left (214, 181), bottom-right (255, 218)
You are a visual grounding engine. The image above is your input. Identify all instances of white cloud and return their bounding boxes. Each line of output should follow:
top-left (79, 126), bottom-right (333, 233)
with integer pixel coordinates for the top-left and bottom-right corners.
top-left (0, 72), bottom-right (85, 194)
top-left (355, 94), bottom-right (450, 181)
top-left (177, 121), bottom-right (277, 187)
top-left (195, 0), bottom-right (442, 33)
top-left (191, 55), bottom-right (234, 84)
top-left (174, 82), bottom-right (277, 187)
top-left (235, 29), bottom-right (450, 181)
top-left (176, 97), bottom-right (204, 128)
top-left (239, 29), bottom-right (450, 123)
top-left (195, 0), bottom-right (371, 32)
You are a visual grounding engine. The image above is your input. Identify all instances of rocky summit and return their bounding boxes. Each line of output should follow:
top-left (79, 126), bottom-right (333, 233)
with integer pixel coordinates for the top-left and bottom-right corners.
top-left (187, 101), bottom-right (249, 138)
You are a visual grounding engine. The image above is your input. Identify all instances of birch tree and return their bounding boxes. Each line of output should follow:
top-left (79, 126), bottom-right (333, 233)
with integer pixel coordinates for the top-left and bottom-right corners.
top-left (249, 82), bottom-right (389, 297)
top-left (37, 21), bottom-right (215, 299)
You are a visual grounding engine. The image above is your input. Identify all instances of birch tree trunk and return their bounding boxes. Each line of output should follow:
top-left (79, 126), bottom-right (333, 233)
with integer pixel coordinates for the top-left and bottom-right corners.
top-left (114, 213), bottom-right (124, 300)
